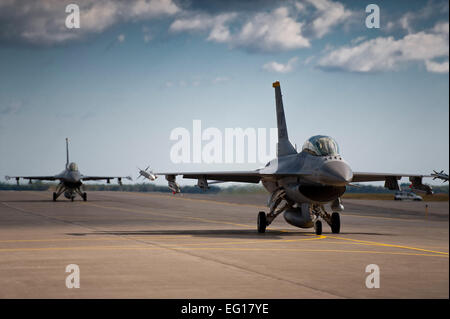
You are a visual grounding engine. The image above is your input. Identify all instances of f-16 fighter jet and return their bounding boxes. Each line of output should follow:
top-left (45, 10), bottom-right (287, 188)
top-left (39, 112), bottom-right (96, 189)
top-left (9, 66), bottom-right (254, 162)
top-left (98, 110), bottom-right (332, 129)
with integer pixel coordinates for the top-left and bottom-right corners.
top-left (150, 82), bottom-right (448, 235)
top-left (6, 138), bottom-right (131, 201)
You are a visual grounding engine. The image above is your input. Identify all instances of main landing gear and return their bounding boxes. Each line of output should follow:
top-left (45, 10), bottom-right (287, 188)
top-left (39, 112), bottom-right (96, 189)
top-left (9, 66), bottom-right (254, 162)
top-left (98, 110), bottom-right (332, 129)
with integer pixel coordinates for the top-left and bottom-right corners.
top-left (75, 187), bottom-right (87, 202)
top-left (257, 212), bottom-right (267, 233)
top-left (257, 188), bottom-right (290, 234)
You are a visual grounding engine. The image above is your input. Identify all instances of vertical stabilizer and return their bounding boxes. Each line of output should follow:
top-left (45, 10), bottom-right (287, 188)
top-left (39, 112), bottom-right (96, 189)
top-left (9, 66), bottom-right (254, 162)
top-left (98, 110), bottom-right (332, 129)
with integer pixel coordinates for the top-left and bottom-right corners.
top-left (66, 138), bottom-right (69, 168)
top-left (273, 81), bottom-right (297, 157)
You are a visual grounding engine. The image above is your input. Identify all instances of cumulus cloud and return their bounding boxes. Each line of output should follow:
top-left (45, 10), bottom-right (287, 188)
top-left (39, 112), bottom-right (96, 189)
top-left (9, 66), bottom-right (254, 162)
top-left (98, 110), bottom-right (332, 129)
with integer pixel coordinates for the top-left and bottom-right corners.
top-left (305, 0), bottom-right (353, 38)
top-left (263, 57), bottom-right (298, 73)
top-left (169, 12), bottom-right (237, 43)
top-left (0, 0), bottom-right (179, 45)
top-left (233, 7), bottom-right (310, 52)
top-left (317, 22), bottom-right (449, 73)
top-left (170, 6), bottom-right (310, 52)
top-left (168, 1), bottom-right (355, 53)
top-left (385, 1), bottom-right (449, 34)
top-left (425, 60), bottom-right (449, 73)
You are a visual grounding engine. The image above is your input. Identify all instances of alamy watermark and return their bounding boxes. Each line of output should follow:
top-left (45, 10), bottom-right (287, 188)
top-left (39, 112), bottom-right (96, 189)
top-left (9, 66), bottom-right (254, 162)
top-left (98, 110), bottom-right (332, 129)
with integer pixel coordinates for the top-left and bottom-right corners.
top-left (365, 264), bottom-right (380, 288)
top-left (65, 4), bottom-right (80, 29)
top-left (365, 4), bottom-right (380, 29)
top-left (170, 120), bottom-right (278, 164)
top-left (65, 264), bottom-right (80, 288)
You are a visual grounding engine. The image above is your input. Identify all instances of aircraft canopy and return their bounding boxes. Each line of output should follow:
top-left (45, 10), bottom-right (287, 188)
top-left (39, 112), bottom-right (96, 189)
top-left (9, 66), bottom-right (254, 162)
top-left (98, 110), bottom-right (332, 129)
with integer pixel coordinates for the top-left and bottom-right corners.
top-left (68, 162), bottom-right (78, 171)
top-left (302, 135), bottom-right (340, 156)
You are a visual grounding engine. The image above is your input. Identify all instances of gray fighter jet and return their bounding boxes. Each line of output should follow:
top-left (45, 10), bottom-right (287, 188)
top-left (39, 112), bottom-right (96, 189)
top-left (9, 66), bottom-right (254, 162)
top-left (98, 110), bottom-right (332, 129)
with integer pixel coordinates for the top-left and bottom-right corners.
top-left (5, 138), bottom-right (131, 201)
top-left (151, 82), bottom-right (448, 235)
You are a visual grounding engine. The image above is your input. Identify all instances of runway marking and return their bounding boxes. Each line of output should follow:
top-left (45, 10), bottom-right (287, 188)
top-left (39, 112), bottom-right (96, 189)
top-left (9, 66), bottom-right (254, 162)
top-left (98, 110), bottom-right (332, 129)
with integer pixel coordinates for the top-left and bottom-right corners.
top-left (0, 244), bottom-right (447, 258)
top-left (326, 236), bottom-right (449, 256)
top-left (85, 202), bottom-right (449, 256)
top-left (319, 241), bottom-right (450, 251)
top-left (49, 199), bottom-right (448, 255)
top-left (3, 192), bottom-right (448, 258)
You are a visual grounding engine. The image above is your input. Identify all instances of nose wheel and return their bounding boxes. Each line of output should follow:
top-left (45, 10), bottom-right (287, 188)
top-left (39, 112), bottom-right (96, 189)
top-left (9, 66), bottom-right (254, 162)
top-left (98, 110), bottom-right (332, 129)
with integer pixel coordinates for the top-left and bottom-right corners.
top-left (82, 192), bottom-right (87, 201)
top-left (257, 211), bottom-right (267, 233)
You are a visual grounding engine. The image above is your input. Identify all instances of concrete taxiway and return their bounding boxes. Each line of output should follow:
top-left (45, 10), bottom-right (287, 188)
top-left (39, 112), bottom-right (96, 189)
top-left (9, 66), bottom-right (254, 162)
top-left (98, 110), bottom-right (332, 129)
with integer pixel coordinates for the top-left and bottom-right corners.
top-left (0, 191), bottom-right (448, 298)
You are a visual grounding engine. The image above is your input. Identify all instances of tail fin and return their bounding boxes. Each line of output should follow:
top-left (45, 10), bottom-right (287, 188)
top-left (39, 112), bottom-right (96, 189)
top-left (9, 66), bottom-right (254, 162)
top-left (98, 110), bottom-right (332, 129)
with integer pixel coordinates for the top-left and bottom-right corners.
top-left (273, 81), bottom-right (297, 157)
top-left (65, 138), bottom-right (69, 168)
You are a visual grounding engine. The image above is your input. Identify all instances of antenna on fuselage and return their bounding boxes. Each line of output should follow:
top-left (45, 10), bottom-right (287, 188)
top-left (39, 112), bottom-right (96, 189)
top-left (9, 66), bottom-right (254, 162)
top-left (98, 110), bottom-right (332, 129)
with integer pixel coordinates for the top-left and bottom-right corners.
top-left (66, 138), bottom-right (69, 169)
top-left (272, 81), bottom-right (297, 157)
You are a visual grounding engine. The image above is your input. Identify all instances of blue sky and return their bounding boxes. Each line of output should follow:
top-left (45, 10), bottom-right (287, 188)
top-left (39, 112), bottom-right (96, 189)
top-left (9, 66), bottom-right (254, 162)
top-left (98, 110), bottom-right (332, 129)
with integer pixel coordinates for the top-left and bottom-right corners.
top-left (0, 0), bottom-right (448, 186)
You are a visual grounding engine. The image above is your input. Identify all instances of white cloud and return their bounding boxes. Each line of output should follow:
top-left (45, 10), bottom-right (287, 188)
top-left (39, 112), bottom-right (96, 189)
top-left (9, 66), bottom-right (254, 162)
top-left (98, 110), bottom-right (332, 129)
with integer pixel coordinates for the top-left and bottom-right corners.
top-left (305, 0), bottom-right (353, 38)
top-left (0, 0), bottom-right (180, 45)
top-left (169, 12), bottom-right (237, 43)
top-left (384, 2), bottom-right (448, 34)
top-left (168, 2), bottom-right (354, 53)
top-left (262, 57), bottom-right (298, 73)
top-left (169, 7), bottom-right (311, 52)
top-left (318, 22), bottom-right (449, 73)
top-left (234, 7), bottom-right (310, 52)
top-left (425, 60), bottom-right (449, 73)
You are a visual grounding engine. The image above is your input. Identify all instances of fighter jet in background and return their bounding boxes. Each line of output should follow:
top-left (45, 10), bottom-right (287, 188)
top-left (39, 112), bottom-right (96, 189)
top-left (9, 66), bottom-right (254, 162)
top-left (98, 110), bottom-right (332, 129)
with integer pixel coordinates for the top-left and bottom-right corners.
top-left (149, 82), bottom-right (448, 235)
top-left (5, 138), bottom-right (131, 201)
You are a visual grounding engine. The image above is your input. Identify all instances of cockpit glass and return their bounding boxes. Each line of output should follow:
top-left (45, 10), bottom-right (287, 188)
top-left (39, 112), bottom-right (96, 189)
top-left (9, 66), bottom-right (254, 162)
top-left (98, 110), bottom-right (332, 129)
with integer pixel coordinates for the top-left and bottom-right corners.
top-left (302, 135), bottom-right (340, 156)
top-left (68, 162), bottom-right (78, 171)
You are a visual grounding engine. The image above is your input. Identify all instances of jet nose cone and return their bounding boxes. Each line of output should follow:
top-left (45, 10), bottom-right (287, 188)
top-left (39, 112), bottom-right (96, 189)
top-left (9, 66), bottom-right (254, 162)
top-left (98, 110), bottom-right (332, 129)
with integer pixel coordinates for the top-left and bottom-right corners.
top-left (320, 160), bottom-right (353, 186)
top-left (68, 171), bottom-right (80, 183)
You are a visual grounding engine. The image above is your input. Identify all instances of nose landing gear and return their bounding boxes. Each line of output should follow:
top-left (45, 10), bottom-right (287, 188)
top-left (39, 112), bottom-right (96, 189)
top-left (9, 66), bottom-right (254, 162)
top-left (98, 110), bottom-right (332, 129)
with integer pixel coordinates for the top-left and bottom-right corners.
top-left (311, 204), bottom-right (341, 234)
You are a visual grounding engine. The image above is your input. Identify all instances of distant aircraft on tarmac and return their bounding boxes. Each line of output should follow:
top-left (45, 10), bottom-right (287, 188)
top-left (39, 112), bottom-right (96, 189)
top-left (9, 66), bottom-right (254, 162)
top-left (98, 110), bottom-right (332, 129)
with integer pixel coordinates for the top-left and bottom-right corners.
top-left (5, 138), bottom-right (131, 201)
top-left (148, 82), bottom-right (448, 235)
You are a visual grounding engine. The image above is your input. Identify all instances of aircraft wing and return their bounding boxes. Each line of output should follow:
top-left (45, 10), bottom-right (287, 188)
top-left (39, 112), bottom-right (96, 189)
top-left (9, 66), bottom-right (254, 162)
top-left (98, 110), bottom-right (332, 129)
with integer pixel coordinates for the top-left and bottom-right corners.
top-left (5, 175), bottom-right (58, 182)
top-left (352, 172), bottom-right (431, 183)
top-left (81, 175), bottom-right (132, 184)
top-left (156, 171), bottom-right (262, 183)
top-left (351, 172), bottom-right (438, 194)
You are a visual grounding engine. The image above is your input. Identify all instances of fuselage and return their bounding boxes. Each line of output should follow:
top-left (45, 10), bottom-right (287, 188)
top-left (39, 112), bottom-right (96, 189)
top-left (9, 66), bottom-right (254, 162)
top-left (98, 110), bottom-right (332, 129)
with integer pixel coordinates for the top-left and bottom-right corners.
top-left (56, 162), bottom-right (83, 188)
top-left (260, 151), bottom-right (353, 205)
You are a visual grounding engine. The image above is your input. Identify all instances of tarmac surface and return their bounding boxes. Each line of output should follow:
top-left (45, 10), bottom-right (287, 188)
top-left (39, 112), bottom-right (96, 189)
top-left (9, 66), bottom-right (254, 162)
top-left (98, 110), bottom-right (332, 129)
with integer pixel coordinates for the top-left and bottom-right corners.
top-left (0, 190), bottom-right (448, 298)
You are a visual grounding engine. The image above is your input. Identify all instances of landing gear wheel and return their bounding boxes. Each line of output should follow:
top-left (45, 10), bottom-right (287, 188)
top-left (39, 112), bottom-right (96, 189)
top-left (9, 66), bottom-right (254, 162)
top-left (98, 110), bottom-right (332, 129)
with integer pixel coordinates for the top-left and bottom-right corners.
top-left (331, 212), bottom-right (340, 234)
top-left (71, 197), bottom-right (74, 202)
top-left (82, 193), bottom-right (87, 201)
top-left (257, 211), bottom-right (267, 233)
top-left (53, 192), bottom-right (57, 202)
top-left (314, 220), bottom-right (322, 235)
